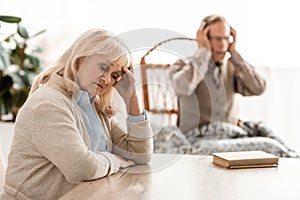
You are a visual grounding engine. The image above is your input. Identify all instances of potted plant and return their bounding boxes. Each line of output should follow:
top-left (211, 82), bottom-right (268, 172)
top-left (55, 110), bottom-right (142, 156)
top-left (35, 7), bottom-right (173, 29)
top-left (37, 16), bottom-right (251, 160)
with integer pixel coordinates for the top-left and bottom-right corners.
top-left (0, 15), bottom-right (45, 122)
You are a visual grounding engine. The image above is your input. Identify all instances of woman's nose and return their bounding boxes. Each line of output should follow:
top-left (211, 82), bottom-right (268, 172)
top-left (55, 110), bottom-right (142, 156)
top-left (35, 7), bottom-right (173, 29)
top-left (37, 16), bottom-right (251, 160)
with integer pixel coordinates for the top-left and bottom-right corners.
top-left (100, 73), bottom-right (111, 85)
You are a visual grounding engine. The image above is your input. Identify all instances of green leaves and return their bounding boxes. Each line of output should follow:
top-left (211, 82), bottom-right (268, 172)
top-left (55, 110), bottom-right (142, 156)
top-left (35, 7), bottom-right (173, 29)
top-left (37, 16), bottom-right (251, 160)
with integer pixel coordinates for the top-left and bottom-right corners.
top-left (0, 44), bottom-right (10, 70)
top-left (0, 15), bottom-right (21, 23)
top-left (30, 29), bottom-right (47, 39)
top-left (17, 25), bottom-right (29, 39)
top-left (26, 54), bottom-right (40, 69)
top-left (0, 72), bottom-right (13, 95)
top-left (0, 72), bottom-right (13, 116)
top-left (0, 15), bottom-right (45, 121)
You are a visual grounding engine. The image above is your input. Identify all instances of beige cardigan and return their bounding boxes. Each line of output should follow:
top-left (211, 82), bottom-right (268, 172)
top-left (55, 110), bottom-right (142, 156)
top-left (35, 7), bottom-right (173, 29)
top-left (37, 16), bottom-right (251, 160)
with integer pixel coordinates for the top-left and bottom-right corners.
top-left (0, 74), bottom-right (153, 200)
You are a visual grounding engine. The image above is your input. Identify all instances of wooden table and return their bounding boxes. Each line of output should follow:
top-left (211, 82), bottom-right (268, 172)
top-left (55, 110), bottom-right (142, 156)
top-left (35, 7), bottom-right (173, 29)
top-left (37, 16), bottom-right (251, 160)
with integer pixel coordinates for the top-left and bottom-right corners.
top-left (59, 154), bottom-right (300, 200)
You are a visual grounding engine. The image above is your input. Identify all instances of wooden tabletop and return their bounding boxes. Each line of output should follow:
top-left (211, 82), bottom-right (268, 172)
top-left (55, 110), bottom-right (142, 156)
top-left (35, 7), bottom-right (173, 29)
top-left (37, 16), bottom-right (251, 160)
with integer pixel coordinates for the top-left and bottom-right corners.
top-left (59, 153), bottom-right (300, 200)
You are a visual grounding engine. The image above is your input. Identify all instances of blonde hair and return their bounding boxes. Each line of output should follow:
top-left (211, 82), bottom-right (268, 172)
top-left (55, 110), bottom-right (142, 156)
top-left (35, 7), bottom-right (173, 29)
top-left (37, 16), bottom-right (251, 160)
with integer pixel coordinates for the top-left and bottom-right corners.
top-left (30, 29), bottom-right (133, 116)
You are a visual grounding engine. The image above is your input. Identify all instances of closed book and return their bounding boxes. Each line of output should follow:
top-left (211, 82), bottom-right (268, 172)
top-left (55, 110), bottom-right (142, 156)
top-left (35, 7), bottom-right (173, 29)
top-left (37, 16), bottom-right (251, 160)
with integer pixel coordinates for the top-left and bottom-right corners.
top-left (212, 151), bottom-right (279, 169)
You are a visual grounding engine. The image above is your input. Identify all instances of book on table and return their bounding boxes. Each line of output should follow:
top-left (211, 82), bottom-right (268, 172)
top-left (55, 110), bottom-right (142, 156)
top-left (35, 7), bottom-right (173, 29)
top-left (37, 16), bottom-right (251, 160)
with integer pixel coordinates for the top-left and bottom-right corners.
top-left (212, 150), bottom-right (279, 169)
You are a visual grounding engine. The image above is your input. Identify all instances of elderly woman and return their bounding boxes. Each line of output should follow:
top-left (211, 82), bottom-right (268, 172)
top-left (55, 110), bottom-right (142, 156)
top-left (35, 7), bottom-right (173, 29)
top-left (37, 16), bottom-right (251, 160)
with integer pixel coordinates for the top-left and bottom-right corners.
top-left (0, 29), bottom-right (153, 200)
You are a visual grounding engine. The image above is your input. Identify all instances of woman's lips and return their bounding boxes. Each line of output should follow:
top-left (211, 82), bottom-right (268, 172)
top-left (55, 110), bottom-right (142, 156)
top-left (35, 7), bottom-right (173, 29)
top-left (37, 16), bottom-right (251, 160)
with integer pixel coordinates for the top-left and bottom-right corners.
top-left (95, 83), bottom-right (103, 89)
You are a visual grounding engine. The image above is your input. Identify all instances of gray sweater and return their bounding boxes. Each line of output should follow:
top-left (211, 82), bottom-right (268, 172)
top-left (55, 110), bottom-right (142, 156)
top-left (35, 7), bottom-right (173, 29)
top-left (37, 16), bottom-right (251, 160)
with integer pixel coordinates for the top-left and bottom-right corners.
top-left (170, 48), bottom-right (266, 132)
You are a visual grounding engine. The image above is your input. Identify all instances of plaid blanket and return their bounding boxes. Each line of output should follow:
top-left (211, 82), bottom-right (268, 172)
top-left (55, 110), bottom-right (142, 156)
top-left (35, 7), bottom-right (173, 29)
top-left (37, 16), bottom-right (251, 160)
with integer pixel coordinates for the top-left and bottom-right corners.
top-left (153, 122), bottom-right (299, 158)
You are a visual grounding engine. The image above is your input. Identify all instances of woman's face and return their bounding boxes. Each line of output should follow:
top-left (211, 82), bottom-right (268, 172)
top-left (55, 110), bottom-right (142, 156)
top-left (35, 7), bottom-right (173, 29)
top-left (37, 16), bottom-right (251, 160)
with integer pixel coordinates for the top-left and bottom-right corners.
top-left (76, 54), bottom-right (127, 97)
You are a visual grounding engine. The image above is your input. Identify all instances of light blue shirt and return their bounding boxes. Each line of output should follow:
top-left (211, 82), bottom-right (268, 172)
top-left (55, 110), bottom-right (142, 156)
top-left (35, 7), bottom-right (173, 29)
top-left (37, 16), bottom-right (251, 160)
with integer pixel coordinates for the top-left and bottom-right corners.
top-left (75, 91), bottom-right (107, 152)
top-left (75, 90), bottom-right (148, 152)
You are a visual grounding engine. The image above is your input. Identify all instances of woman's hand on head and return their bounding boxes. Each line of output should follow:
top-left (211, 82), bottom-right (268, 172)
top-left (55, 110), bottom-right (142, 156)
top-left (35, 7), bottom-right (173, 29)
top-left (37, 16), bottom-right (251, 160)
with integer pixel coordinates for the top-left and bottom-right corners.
top-left (114, 66), bottom-right (136, 104)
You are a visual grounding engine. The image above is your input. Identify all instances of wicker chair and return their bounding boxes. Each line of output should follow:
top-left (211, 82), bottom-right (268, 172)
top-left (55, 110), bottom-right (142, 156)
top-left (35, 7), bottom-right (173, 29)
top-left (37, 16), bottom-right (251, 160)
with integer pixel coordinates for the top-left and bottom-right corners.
top-left (140, 37), bottom-right (197, 127)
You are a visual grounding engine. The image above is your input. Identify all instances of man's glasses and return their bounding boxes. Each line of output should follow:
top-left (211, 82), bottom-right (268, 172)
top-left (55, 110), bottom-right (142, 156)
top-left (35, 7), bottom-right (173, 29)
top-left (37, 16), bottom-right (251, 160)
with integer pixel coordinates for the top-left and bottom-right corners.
top-left (208, 36), bottom-right (231, 43)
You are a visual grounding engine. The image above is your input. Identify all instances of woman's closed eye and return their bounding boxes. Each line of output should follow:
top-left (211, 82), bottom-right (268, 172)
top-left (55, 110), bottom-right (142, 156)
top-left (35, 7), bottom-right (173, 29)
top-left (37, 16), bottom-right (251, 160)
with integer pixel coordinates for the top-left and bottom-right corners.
top-left (97, 63), bottom-right (123, 82)
top-left (97, 63), bottom-right (109, 72)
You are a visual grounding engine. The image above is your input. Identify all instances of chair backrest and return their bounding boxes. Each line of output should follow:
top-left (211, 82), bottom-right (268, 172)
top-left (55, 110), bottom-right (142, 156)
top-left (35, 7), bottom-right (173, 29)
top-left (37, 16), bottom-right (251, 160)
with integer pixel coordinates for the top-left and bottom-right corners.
top-left (140, 62), bottom-right (178, 126)
top-left (140, 37), bottom-right (197, 126)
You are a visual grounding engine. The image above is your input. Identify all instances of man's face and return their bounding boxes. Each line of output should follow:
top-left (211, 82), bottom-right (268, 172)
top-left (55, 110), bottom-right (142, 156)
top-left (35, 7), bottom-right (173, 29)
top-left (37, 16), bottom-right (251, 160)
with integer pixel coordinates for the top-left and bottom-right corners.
top-left (208, 21), bottom-right (231, 63)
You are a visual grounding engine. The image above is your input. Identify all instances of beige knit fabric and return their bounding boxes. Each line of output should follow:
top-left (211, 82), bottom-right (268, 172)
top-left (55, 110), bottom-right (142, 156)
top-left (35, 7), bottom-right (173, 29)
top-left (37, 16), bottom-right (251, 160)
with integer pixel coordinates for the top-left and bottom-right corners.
top-left (0, 74), bottom-right (153, 200)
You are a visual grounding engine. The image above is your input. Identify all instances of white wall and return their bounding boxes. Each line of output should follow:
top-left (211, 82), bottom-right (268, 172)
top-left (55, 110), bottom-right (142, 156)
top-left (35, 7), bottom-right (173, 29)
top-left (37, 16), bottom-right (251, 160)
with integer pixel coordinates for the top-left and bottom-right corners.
top-left (1, 0), bottom-right (300, 154)
top-left (238, 66), bottom-right (300, 154)
top-left (1, 0), bottom-right (300, 69)
top-left (0, 140), bottom-right (5, 192)
top-left (0, 122), bottom-right (14, 165)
